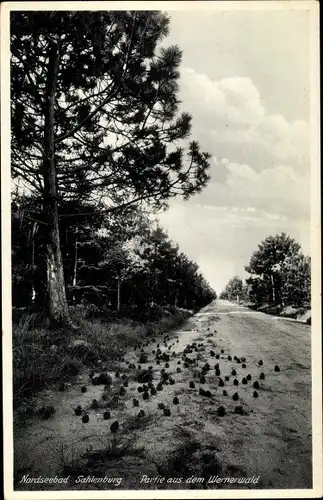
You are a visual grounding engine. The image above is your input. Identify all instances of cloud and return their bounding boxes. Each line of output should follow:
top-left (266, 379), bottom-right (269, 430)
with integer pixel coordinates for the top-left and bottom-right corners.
top-left (179, 67), bottom-right (310, 170)
top-left (159, 200), bottom-right (310, 292)
top-left (200, 160), bottom-right (310, 220)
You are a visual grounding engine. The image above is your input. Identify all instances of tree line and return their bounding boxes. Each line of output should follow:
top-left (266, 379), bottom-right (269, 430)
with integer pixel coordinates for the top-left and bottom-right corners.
top-left (12, 196), bottom-right (216, 319)
top-left (220, 233), bottom-right (311, 310)
top-left (11, 10), bottom-right (216, 324)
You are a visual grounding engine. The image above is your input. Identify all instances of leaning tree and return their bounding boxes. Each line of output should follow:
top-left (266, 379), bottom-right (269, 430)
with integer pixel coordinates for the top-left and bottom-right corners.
top-left (11, 11), bottom-right (211, 325)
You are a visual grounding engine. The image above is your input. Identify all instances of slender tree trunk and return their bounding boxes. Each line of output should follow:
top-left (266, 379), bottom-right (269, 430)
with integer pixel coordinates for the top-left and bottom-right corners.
top-left (72, 227), bottom-right (78, 304)
top-left (117, 275), bottom-right (121, 312)
top-left (31, 240), bottom-right (35, 303)
top-left (43, 41), bottom-right (71, 327)
top-left (270, 273), bottom-right (276, 305)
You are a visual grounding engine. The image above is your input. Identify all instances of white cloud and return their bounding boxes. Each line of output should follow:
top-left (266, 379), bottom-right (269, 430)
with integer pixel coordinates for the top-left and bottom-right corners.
top-left (201, 160), bottom-right (310, 220)
top-left (179, 67), bottom-right (310, 168)
top-left (156, 11), bottom-right (312, 292)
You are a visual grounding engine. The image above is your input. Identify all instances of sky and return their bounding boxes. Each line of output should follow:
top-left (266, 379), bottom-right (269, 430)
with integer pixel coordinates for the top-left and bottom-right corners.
top-left (157, 7), bottom-right (313, 295)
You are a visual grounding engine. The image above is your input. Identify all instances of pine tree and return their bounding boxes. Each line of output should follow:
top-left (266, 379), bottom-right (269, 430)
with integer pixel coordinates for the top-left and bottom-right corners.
top-left (11, 11), bottom-right (211, 325)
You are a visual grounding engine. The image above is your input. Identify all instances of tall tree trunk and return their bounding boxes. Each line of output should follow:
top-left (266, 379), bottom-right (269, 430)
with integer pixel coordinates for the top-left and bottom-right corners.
top-left (72, 227), bottom-right (78, 304)
top-left (270, 273), bottom-right (276, 305)
top-left (43, 41), bottom-right (71, 327)
top-left (117, 275), bottom-right (121, 312)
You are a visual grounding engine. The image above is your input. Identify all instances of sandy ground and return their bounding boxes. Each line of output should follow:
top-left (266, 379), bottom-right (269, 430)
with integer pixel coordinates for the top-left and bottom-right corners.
top-left (14, 300), bottom-right (312, 491)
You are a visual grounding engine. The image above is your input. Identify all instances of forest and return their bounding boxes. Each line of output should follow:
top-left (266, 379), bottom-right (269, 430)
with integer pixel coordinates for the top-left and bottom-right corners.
top-left (11, 10), bottom-right (216, 328)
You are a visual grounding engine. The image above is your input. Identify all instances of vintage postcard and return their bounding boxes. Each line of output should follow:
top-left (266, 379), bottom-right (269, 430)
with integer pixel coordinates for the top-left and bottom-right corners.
top-left (1, 1), bottom-right (321, 499)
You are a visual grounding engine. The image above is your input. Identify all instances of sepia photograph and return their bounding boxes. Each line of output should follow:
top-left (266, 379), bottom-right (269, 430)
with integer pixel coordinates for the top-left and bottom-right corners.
top-left (1, 1), bottom-right (321, 499)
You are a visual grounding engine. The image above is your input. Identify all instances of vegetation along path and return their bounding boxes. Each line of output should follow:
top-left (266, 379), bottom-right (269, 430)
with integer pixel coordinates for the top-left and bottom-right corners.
top-left (14, 300), bottom-right (311, 491)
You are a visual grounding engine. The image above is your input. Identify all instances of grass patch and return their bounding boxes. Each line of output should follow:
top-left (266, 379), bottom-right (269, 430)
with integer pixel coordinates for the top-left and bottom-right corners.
top-left (54, 433), bottom-right (145, 480)
top-left (13, 305), bottom-right (191, 412)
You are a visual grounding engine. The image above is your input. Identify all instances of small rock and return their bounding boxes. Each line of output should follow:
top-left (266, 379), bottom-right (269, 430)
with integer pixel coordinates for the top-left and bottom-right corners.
top-left (82, 414), bottom-right (89, 423)
top-left (259, 372), bottom-right (265, 380)
top-left (274, 365), bottom-right (280, 372)
top-left (253, 381), bottom-right (260, 389)
top-left (217, 406), bottom-right (226, 417)
top-left (81, 386), bottom-right (87, 393)
top-left (246, 374), bottom-right (252, 381)
top-left (242, 378), bottom-right (248, 385)
top-left (234, 405), bottom-right (244, 415)
top-left (42, 405), bottom-right (55, 419)
top-left (253, 391), bottom-right (259, 398)
top-left (173, 397), bottom-right (179, 405)
top-left (189, 381), bottom-right (195, 389)
top-left (58, 382), bottom-right (66, 392)
top-left (258, 360), bottom-right (263, 366)
top-left (232, 369), bottom-right (237, 376)
top-left (233, 379), bottom-right (239, 386)
top-left (223, 390), bottom-right (228, 396)
top-left (158, 403), bottom-right (166, 410)
top-left (232, 392), bottom-right (239, 401)
top-left (110, 421), bottom-right (119, 433)
top-left (133, 398), bottom-right (139, 407)
top-left (164, 408), bottom-right (171, 416)
top-left (74, 405), bottom-right (82, 416)
top-left (103, 411), bottom-right (111, 420)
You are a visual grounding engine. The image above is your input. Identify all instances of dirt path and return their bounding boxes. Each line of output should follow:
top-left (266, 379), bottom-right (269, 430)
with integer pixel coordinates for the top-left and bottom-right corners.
top-left (14, 300), bottom-right (312, 491)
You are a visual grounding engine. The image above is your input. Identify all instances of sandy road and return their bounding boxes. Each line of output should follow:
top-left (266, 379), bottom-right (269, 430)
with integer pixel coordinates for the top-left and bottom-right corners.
top-left (192, 299), bottom-right (312, 489)
top-left (14, 299), bottom-right (312, 491)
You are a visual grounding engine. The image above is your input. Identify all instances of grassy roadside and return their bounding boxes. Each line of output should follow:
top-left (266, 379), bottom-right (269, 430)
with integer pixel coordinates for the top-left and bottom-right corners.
top-left (13, 305), bottom-right (192, 414)
top-left (242, 302), bottom-right (311, 324)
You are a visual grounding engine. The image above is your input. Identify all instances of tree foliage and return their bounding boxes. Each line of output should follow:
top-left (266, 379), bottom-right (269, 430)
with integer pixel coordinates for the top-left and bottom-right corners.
top-left (245, 233), bottom-right (303, 306)
top-left (12, 196), bottom-right (216, 318)
top-left (11, 11), bottom-right (211, 210)
top-left (221, 233), bottom-right (310, 311)
top-left (11, 11), bottom-right (212, 324)
top-left (219, 276), bottom-right (247, 302)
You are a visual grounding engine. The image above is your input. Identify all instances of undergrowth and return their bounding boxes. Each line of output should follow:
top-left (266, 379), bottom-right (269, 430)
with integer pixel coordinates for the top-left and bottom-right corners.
top-left (13, 305), bottom-right (191, 411)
